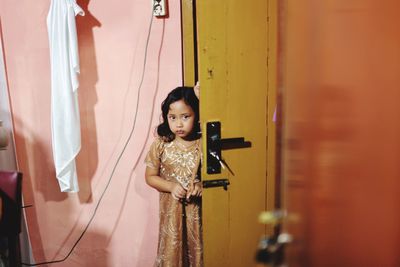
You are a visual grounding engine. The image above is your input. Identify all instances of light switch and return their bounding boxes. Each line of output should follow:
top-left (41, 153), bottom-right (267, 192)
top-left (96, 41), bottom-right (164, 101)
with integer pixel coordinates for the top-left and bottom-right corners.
top-left (153, 0), bottom-right (167, 17)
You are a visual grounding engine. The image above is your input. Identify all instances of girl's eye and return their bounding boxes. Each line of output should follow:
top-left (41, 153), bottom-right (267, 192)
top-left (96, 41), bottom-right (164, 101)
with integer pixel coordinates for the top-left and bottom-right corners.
top-left (168, 116), bottom-right (176, 120)
top-left (183, 115), bottom-right (190, 120)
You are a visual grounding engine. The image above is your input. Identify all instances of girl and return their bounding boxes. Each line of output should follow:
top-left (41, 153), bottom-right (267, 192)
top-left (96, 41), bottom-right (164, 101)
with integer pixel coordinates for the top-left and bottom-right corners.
top-left (145, 86), bottom-right (203, 267)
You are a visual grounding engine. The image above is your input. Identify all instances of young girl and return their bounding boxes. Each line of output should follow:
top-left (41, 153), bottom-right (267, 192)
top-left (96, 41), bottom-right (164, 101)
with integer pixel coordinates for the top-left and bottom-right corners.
top-left (145, 86), bottom-right (203, 267)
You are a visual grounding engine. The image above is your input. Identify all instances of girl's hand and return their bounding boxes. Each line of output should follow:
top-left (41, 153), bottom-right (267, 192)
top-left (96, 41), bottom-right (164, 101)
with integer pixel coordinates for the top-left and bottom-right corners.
top-left (186, 181), bottom-right (203, 200)
top-left (194, 81), bottom-right (200, 99)
top-left (170, 182), bottom-right (187, 200)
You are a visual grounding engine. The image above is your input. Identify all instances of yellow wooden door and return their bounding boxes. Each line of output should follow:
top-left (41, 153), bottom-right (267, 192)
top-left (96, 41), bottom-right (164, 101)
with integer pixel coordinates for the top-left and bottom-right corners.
top-left (181, 1), bottom-right (277, 266)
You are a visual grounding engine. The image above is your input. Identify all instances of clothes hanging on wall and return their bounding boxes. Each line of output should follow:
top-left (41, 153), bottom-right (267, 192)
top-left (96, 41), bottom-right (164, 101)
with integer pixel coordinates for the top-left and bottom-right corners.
top-left (47, 0), bottom-right (85, 192)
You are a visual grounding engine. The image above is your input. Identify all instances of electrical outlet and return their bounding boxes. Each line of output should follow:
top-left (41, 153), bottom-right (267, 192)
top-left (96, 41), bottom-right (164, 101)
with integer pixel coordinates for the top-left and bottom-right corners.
top-left (153, 0), bottom-right (167, 17)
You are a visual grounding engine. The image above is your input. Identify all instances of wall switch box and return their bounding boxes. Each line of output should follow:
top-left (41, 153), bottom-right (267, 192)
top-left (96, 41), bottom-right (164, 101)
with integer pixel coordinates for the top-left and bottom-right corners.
top-left (153, 0), bottom-right (167, 17)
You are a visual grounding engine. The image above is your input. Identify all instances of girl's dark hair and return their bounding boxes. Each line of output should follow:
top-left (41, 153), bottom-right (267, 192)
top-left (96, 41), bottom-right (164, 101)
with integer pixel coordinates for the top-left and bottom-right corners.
top-left (157, 86), bottom-right (200, 141)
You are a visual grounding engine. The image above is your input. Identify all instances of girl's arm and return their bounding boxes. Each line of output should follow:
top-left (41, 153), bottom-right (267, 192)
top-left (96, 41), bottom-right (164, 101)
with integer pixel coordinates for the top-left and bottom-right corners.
top-left (145, 166), bottom-right (187, 199)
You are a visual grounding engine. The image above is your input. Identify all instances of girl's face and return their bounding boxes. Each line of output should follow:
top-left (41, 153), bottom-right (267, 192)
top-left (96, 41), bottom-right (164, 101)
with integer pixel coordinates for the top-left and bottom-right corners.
top-left (167, 99), bottom-right (196, 140)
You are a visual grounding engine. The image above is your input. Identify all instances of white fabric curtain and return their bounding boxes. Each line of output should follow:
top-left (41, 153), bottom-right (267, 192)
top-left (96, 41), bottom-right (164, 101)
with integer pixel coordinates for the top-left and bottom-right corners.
top-left (47, 0), bottom-right (85, 192)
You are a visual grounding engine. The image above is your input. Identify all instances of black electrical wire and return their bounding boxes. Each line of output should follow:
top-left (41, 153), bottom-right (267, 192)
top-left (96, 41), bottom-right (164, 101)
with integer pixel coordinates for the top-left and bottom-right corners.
top-left (21, 10), bottom-right (154, 267)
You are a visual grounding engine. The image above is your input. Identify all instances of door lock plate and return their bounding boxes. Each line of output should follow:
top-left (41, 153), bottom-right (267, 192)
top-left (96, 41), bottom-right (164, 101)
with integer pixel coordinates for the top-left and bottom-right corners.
top-left (206, 121), bottom-right (252, 174)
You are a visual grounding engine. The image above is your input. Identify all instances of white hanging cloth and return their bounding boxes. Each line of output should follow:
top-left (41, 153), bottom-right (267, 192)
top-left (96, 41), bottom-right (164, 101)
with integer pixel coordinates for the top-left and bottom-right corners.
top-left (47, 0), bottom-right (85, 192)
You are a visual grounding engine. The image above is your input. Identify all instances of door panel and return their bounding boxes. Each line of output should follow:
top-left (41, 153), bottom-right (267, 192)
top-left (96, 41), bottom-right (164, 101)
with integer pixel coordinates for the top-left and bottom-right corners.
top-left (281, 1), bottom-right (400, 266)
top-left (195, 1), bottom-right (274, 266)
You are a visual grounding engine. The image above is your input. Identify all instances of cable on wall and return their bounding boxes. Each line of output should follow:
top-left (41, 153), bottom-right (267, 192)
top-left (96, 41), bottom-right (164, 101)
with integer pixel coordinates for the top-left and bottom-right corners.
top-left (21, 9), bottom-right (155, 267)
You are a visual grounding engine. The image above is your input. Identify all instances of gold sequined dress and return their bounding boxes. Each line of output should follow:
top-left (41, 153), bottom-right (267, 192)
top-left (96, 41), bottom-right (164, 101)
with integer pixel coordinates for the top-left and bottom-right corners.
top-left (145, 137), bottom-right (203, 267)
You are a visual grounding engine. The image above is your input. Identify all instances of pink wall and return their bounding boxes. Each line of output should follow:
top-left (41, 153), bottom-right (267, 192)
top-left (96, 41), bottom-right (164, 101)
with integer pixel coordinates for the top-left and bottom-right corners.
top-left (0, 0), bottom-right (182, 266)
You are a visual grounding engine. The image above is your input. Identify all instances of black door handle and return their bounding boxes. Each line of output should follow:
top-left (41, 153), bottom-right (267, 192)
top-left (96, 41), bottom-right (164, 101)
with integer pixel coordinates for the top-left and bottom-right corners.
top-left (203, 179), bottom-right (230, 190)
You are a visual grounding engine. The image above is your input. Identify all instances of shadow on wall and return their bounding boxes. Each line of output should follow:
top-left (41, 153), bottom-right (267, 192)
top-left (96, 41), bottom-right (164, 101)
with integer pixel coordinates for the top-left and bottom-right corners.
top-left (10, 1), bottom-right (102, 262)
top-left (72, 2), bottom-right (163, 264)
top-left (12, 115), bottom-right (52, 264)
top-left (13, 0), bottom-right (102, 205)
top-left (76, 0), bottom-right (101, 204)
top-left (13, 115), bottom-right (110, 265)
top-left (66, 229), bottom-right (110, 267)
